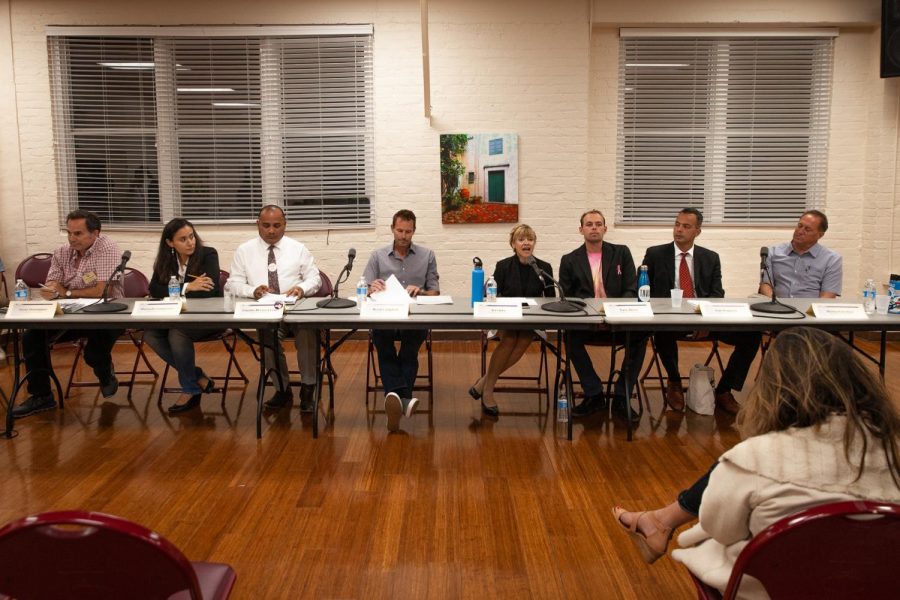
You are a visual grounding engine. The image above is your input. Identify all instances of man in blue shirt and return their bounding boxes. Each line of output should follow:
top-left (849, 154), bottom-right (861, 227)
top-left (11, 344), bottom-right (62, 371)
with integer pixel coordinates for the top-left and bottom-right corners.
top-left (759, 210), bottom-right (842, 298)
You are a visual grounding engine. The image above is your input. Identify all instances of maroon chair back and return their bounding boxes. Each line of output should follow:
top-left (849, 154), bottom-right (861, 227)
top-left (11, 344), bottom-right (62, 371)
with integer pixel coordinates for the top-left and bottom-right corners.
top-left (709, 500), bottom-right (900, 600)
top-left (219, 269), bottom-right (230, 290)
top-left (14, 253), bottom-right (53, 288)
top-left (0, 510), bottom-right (207, 599)
top-left (122, 267), bottom-right (150, 298)
top-left (314, 269), bottom-right (334, 298)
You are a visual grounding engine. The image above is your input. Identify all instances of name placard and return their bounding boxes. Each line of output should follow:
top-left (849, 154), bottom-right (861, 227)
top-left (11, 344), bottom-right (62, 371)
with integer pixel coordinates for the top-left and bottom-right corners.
top-left (360, 302), bottom-right (410, 319)
top-left (5, 301), bottom-right (59, 320)
top-left (234, 302), bottom-right (285, 319)
top-left (131, 300), bottom-right (183, 318)
top-left (700, 302), bottom-right (753, 319)
top-left (809, 303), bottom-right (868, 320)
top-left (473, 302), bottom-right (523, 319)
top-left (603, 301), bottom-right (654, 319)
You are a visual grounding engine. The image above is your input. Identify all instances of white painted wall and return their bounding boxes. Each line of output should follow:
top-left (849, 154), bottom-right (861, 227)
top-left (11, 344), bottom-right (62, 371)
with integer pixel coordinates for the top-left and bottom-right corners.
top-left (0, 0), bottom-right (897, 298)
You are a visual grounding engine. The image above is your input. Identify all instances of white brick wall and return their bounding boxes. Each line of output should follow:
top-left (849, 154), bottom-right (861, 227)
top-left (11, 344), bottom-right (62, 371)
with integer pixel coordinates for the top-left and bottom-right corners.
top-left (1, 0), bottom-right (897, 300)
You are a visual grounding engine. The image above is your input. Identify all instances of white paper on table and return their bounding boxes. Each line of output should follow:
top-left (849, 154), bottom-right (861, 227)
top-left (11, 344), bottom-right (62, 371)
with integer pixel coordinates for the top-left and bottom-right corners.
top-left (58, 299), bottom-right (98, 309)
top-left (370, 274), bottom-right (414, 304)
top-left (416, 295), bottom-right (453, 305)
top-left (257, 293), bottom-right (297, 305)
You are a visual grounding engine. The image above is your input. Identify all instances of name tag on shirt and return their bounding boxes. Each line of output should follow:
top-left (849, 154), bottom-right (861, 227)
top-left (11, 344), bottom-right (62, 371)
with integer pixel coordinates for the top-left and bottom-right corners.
top-left (360, 302), bottom-right (409, 319)
top-left (82, 272), bottom-right (97, 285)
top-left (5, 301), bottom-right (60, 320)
top-left (808, 303), bottom-right (867, 320)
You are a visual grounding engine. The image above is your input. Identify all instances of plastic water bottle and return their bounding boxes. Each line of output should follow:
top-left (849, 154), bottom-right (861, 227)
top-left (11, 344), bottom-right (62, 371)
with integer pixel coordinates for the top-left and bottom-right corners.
top-left (486, 275), bottom-right (497, 303)
top-left (638, 265), bottom-right (650, 302)
top-left (356, 276), bottom-right (367, 308)
top-left (557, 384), bottom-right (569, 438)
top-left (14, 279), bottom-right (29, 301)
top-left (223, 280), bottom-right (235, 312)
top-left (471, 257), bottom-right (484, 306)
top-left (168, 275), bottom-right (180, 299)
top-left (863, 279), bottom-right (876, 314)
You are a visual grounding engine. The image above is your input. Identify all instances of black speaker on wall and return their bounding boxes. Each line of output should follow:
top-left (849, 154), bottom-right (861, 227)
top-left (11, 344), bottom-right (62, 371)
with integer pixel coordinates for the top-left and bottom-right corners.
top-left (883, 0), bottom-right (900, 77)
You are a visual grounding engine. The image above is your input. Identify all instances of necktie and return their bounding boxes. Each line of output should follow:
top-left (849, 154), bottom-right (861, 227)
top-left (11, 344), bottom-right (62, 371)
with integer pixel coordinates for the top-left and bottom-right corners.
top-left (679, 252), bottom-right (695, 298)
top-left (594, 267), bottom-right (606, 298)
top-left (267, 245), bottom-right (280, 293)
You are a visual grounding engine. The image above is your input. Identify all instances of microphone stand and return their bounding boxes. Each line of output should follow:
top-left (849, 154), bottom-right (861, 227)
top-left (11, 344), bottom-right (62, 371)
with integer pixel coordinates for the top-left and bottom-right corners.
top-left (535, 267), bottom-right (586, 313)
top-left (751, 258), bottom-right (795, 314)
top-left (83, 267), bottom-right (128, 313)
top-left (316, 262), bottom-right (355, 308)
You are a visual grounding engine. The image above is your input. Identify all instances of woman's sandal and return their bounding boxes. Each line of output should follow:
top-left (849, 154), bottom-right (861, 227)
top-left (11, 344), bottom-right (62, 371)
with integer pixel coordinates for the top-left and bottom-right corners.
top-left (611, 506), bottom-right (674, 564)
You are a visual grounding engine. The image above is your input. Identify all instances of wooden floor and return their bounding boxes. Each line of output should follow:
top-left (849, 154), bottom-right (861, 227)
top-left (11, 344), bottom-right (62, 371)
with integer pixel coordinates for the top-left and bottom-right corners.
top-left (1, 335), bottom-right (897, 599)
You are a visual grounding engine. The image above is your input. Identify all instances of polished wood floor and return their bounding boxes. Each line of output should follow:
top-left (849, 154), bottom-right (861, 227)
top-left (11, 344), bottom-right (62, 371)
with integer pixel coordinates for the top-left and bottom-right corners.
top-left (1, 335), bottom-right (897, 598)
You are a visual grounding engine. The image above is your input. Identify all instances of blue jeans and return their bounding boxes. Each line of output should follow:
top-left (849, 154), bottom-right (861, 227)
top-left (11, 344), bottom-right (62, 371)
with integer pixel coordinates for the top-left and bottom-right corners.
top-left (372, 328), bottom-right (427, 399)
top-left (144, 328), bottom-right (217, 394)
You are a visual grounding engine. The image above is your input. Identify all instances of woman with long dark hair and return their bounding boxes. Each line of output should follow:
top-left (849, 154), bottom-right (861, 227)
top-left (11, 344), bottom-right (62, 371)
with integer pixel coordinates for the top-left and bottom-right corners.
top-left (611, 327), bottom-right (900, 597)
top-left (144, 218), bottom-right (221, 413)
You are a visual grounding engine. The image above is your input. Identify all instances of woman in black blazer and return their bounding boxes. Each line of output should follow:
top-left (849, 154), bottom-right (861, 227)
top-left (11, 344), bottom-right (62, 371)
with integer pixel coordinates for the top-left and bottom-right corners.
top-left (469, 224), bottom-right (554, 416)
top-left (144, 218), bottom-right (221, 414)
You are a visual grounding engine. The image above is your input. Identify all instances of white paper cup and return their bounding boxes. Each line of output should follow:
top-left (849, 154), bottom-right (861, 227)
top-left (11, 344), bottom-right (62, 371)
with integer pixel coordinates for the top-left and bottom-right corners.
top-left (875, 294), bottom-right (890, 315)
top-left (671, 288), bottom-right (684, 308)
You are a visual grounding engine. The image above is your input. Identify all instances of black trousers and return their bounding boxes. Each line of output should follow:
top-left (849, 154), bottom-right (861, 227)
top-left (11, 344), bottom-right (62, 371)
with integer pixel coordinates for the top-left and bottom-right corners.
top-left (23, 328), bottom-right (123, 396)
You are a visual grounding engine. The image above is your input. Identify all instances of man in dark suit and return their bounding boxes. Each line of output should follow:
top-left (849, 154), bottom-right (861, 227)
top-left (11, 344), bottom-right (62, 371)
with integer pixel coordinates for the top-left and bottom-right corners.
top-left (642, 208), bottom-right (760, 415)
top-left (559, 209), bottom-right (640, 422)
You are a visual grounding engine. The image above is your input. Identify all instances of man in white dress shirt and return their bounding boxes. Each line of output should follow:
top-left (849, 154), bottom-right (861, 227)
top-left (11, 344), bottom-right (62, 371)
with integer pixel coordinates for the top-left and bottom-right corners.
top-left (230, 205), bottom-right (321, 411)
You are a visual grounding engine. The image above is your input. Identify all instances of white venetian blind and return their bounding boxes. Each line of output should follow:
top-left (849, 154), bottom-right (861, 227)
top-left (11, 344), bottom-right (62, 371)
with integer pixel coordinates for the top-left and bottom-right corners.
top-left (47, 26), bottom-right (374, 229)
top-left (615, 31), bottom-right (835, 225)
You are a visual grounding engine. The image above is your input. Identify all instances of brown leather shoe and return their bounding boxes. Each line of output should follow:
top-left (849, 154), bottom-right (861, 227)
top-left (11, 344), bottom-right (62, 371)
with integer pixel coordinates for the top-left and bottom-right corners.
top-left (665, 380), bottom-right (685, 411)
top-left (715, 390), bottom-right (741, 415)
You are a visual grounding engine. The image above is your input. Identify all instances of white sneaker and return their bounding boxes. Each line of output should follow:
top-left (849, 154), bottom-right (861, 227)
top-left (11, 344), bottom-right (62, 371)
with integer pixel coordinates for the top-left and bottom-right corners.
top-left (403, 397), bottom-right (419, 418)
top-left (385, 392), bottom-right (403, 432)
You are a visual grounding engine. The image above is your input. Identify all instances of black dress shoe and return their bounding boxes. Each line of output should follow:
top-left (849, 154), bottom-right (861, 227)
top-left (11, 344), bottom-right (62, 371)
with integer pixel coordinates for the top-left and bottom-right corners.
top-left (611, 397), bottom-right (640, 423)
top-left (299, 384), bottom-right (316, 413)
top-left (481, 400), bottom-right (499, 417)
top-left (200, 375), bottom-right (216, 394)
top-left (264, 389), bottom-right (292, 410)
top-left (468, 386), bottom-right (482, 401)
top-left (572, 393), bottom-right (607, 418)
top-left (168, 393), bottom-right (201, 414)
top-left (12, 394), bottom-right (57, 419)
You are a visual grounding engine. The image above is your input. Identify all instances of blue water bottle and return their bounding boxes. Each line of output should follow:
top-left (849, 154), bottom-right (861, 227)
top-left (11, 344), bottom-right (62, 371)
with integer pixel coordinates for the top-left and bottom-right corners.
top-left (638, 265), bottom-right (650, 302)
top-left (471, 257), bottom-right (484, 306)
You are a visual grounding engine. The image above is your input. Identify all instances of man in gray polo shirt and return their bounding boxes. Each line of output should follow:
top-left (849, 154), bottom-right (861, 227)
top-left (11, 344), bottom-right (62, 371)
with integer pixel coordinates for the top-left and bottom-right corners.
top-left (363, 209), bottom-right (440, 432)
top-left (759, 210), bottom-right (842, 298)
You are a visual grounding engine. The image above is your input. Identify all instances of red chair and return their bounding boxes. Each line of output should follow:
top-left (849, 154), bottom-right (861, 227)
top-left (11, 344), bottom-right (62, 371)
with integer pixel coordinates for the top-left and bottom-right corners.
top-left (157, 270), bottom-right (249, 404)
top-left (14, 252), bottom-right (52, 289)
top-left (65, 267), bottom-right (158, 398)
top-left (688, 500), bottom-right (900, 600)
top-left (0, 510), bottom-right (235, 599)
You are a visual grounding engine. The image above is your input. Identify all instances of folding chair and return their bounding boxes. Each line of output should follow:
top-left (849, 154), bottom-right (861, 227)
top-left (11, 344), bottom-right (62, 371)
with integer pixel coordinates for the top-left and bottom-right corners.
top-left (639, 334), bottom-right (724, 411)
top-left (0, 510), bottom-right (236, 599)
top-left (365, 330), bottom-right (434, 413)
top-left (14, 252), bottom-right (52, 288)
top-left (157, 270), bottom-right (249, 404)
top-left (65, 267), bottom-right (158, 398)
top-left (688, 500), bottom-right (900, 600)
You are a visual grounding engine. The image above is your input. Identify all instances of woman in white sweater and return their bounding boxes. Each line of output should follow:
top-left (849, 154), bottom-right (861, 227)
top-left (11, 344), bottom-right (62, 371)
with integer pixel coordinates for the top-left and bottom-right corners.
top-left (612, 326), bottom-right (900, 597)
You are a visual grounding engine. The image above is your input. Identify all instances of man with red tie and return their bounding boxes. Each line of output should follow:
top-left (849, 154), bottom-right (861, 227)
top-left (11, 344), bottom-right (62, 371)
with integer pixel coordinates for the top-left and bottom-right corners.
top-left (641, 208), bottom-right (760, 415)
top-left (559, 209), bottom-right (640, 422)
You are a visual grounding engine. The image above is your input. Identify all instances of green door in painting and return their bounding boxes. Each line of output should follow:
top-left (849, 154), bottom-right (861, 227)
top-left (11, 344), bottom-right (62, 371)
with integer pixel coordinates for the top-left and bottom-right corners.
top-left (488, 170), bottom-right (505, 203)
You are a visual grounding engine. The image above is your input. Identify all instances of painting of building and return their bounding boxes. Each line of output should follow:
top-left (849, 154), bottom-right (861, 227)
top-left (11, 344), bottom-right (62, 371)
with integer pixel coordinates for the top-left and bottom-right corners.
top-left (440, 132), bottom-right (518, 224)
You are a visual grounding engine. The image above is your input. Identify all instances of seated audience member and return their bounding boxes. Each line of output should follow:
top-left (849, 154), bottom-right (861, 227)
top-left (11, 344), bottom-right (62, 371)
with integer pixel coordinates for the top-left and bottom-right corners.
top-left (641, 208), bottom-right (760, 415)
top-left (759, 209), bottom-right (842, 298)
top-left (143, 218), bottom-right (221, 414)
top-left (559, 209), bottom-right (640, 422)
top-left (363, 209), bottom-right (440, 432)
top-left (13, 210), bottom-right (124, 418)
top-left (230, 205), bottom-right (321, 412)
top-left (469, 224), bottom-right (554, 416)
top-left (611, 326), bottom-right (900, 599)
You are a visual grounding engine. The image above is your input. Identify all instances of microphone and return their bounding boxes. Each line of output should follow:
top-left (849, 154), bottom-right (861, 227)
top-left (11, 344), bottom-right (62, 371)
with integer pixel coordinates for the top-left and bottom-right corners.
top-left (83, 250), bottom-right (131, 313)
top-left (526, 256), bottom-right (586, 313)
top-left (750, 245), bottom-right (794, 314)
top-left (317, 247), bottom-right (358, 308)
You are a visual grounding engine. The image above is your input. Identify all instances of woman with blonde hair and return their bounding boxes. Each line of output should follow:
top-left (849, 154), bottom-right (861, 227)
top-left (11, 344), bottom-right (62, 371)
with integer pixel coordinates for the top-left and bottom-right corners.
top-left (612, 326), bottom-right (900, 596)
top-left (468, 224), bottom-right (554, 416)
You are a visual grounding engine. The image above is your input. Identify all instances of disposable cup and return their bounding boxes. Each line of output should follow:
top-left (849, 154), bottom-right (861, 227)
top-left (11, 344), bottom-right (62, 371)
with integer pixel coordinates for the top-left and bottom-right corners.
top-left (671, 288), bottom-right (684, 308)
top-left (875, 294), bottom-right (890, 315)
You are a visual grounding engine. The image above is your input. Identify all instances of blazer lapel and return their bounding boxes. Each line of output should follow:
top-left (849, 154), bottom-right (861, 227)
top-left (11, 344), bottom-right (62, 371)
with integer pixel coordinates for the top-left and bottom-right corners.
top-left (664, 244), bottom-right (677, 289)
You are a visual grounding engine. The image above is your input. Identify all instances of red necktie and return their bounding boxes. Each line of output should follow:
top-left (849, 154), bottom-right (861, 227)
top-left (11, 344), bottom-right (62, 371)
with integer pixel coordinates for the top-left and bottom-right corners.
top-left (679, 252), bottom-right (695, 298)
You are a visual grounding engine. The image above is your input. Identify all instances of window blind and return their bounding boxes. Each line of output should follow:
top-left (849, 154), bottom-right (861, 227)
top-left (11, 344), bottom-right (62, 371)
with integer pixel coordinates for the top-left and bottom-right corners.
top-left (48, 26), bottom-right (374, 229)
top-left (615, 33), bottom-right (834, 225)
